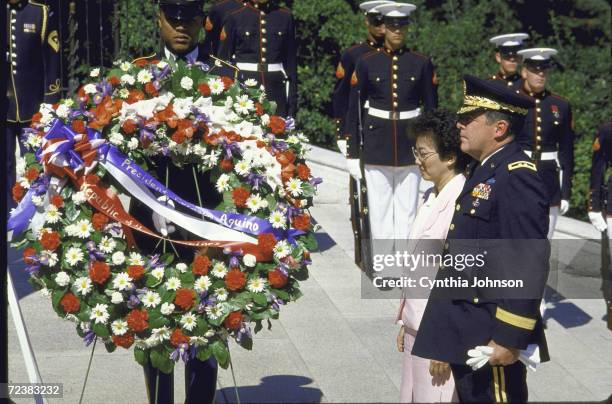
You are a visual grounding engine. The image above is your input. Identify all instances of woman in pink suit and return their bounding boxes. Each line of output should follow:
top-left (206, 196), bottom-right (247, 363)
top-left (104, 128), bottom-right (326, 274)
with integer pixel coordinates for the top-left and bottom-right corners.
top-left (395, 110), bottom-right (471, 403)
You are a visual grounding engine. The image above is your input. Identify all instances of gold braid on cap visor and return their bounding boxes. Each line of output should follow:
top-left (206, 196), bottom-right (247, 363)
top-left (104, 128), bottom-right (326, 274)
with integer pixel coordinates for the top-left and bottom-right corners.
top-left (458, 95), bottom-right (529, 115)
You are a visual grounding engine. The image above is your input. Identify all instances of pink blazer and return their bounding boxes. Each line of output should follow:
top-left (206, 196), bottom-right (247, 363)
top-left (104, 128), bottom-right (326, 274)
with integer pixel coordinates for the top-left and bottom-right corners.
top-left (396, 174), bottom-right (466, 332)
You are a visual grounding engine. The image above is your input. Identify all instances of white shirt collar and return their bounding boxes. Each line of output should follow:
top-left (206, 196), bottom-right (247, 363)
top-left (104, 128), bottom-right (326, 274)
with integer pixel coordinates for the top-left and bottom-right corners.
top-left (480, 146), bottom-right (506, 166)
top-left (164, 46), bottom-right (199, 63)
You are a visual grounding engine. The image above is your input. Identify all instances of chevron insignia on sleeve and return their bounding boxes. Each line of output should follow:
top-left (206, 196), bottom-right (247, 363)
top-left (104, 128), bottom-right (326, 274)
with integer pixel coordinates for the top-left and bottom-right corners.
top-left (508, 161), bottom-right (536, 172)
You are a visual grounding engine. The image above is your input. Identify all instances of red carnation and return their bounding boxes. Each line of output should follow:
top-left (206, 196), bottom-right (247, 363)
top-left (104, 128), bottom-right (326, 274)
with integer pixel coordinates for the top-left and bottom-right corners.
top-left (89, 261), bottom-right (111, 285)
top-left (174, 288), bottom-right (195, 310)
top-left (127, 309), bottom-right (149, 332)
top-left (268, 269), bottom-right (288, 289)
top-left (50, 195), bottom-right (64, 208)
top-left (128, 265), bottom-right (145, 281)
top-left (122, 119), bottom-right (137, 135)
top-left (198, 83), bottom-right (211, 96)
top-left (269, 116), bottom-right (286, 135)
top-left (12, 183), bottom-right (24, 203)
top-left (108, 76), bottom-right (120, 86)
top-left (31, 112), bottom-right (42, 123)
top-left (220, 159), bottom-right (233, 172)
top-left (232, 187), bottom-right (250, 208)
top-left (71, 119), bottom-right (86, 134)
top-left (257, 233), bottom-right (277, 261)
top-left (224, 311), bottom-right (243, 330)
top-left (192, 255), bottom-right (211, 276)
top-left (297, 163), bottom-right (311, 180)
top-left (292, 214), bottom-right (311, 231)
top-left (25, 167), bottom-right (39, 182)
top-left (171, 130), bottom-right (187, 144)
top-left (170, 328), bottom-right (190, 347)
top-left (144, 82), bottom-right (158, 96)
top-left (60, 293), bottom-right (81, 313)
top-left (221, 76), bottom-right (234, 90)
top-left (225, 269), bottom-right (246, 291)
top-left (276, 150), bottom-right (296, 166)
top-left (40, 231), bottom-right (61, 251)
top-left (23, 247), bottom-right (37, 264)
top-left (127, 90), bottom-right (145, 104)
top-left (112, 333), bottom-right (135, 349)
top-left (255, 102), bottom-right (264, 116)
top-left (92, 212), bottom-right (109, 231)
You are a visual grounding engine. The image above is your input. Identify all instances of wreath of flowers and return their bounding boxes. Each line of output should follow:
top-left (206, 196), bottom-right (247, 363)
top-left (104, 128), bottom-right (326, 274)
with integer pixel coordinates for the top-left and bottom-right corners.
top-left (9, 57), bottom-right (320, 373)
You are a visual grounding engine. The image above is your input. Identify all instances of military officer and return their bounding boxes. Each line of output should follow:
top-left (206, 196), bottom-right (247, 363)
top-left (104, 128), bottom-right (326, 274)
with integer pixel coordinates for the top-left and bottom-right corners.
top-left (6, 0), bottom-right (60, 204)
top-left (345, 2), bottom-right (438, 246)
top-left (203, 0), bottom-right (244, 56)
top-left (516, 48), bottom-right (574, 239)
top-left (413, 75), bottom-right (550, 403)
top-left (218, 0), bottom-right (297, 118)
top-left (132, 2), bottom-right (233, 403)
top-left (587, 121), bottom-right (612, 331)
top-left (333, 0), bottom-right (392, 155)
top-left (488, 33), bottom-right (529, 90)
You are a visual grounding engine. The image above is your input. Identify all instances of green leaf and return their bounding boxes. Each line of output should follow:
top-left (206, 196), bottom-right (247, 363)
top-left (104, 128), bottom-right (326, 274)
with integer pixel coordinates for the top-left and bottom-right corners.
top-left (51, 290), bottom-right (66, 315)
top-left (252, 292), bottom-right (267, 306)
top-left (253, 320), bottom-right (263, 334)
top-left (196, 346), bottom-right (212, 362)
top-left (210, 340), bottom-right (229, 369)
top-left (301, 233), bottom-right (318, 252)
top-left (161, 253), bottom-right (174, 266)
top-left (92, 323), bottom-right (110, 338)
top-left (150, 348), bottom-right (174, 374)
top-left (239, 336), bottom-right (253, 350)
top-left (179, 272), bottom-right (195, 286)
top-left (104, 340), bottom-right (117, 353)
top-left (134, 348), bottom-right (149, 366)
top-left (145, 274), bottom-right (162, 288)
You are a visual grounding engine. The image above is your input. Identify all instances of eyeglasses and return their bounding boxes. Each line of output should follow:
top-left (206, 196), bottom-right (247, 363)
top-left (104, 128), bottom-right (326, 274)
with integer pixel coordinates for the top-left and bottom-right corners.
top-left (412, 146), bottom-right (438, 162)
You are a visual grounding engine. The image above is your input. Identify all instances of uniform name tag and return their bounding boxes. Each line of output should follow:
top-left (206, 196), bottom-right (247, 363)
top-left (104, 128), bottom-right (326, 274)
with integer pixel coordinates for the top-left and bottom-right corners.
top-left (23, 23), bottom-right (36, 33)
top-left (471, 183), bottom-right (491, 200)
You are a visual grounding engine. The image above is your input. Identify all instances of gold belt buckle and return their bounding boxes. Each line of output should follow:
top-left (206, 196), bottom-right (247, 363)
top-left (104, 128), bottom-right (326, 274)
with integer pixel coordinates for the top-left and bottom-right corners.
top-left (390, 111), bottom-right (399, 120)
top-left (257, 63), bottom-right (267, 72)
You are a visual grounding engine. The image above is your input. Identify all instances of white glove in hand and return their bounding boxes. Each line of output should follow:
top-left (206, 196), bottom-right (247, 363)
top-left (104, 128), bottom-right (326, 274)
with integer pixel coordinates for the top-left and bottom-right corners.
top-left (152, 196), bottom-right (176, 236)
top-left (346, 158), bottom-right (362, 181)
top-left (560, 199), bottom-right (570, 215)
top-left (588, 211), bottom-right (607, 232)
top-left (466, 344), bottom-right (540, 372)
top-left (337, 139), bottom-right (347, 157)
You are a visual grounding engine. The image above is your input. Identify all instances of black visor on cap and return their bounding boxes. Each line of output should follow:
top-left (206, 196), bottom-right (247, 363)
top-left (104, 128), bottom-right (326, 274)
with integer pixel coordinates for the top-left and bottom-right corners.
top-left (524, 58), bottom-right (553, 71)
top-left (499, 45), bottom-right (521, 57)
top-left (383, 16), bottom-right (411, 28)
top-left (367, 13), bottom-right (385, 26)
top-left (160, 4), bottom-right (203, 21)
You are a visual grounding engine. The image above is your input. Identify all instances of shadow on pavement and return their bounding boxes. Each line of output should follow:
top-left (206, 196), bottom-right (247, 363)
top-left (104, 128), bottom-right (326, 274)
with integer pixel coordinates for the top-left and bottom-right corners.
top-left (218, 375), bottom-right (323, 403)
top-left (544, 286), bottom-right (593, 328)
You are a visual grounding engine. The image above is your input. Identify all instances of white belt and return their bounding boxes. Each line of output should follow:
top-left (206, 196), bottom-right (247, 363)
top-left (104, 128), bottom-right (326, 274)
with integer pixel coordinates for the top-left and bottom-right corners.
top-left (524, 150), bottom-right (558, 160)
top-left (236, 62), bottom-right (284, 72)
top-left (368, 107), bottom-right (420, 120)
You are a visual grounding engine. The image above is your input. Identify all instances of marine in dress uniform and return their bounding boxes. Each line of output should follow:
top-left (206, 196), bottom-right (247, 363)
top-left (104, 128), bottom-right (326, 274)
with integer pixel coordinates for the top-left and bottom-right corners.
top-left (587, 122), bottom-right (612, 330)
top-left (218, 0), bottom-right (297, 118)
top-left (333, 0), bottom-right (391, 155)
top-left (345, 3), bottom-right (438, 246)
top-left (6, 0), bottom-right (60, 204)
top-left (487, 33), bottom-right (529, 90)
top-left (132, 2), bottom-right (236, 403)
top-left (203, 0), bottom-right (244, 56)
top-left (516, 48), bottom-right (574, 239)
top-left (413, 75), bottom-right (550, 403)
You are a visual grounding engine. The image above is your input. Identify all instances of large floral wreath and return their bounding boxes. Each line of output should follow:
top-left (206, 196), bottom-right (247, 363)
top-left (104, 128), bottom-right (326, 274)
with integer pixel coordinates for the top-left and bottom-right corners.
top-left (9, 58), bottom-right (319, 373)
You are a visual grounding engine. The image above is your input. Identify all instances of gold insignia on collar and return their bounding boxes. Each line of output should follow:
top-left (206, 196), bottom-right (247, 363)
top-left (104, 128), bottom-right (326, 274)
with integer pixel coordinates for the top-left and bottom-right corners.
top-left (48, 30), bottom-right (59, 52)
top-left (508, 161), bottom-right (537, 172)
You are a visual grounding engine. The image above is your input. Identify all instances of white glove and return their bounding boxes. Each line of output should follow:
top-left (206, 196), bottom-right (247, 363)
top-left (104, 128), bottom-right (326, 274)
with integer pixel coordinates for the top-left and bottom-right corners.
top-left (588, 211), bottom-right (607, 232)
top-left (346, 158), bottom-right (362, 181)
top-left (152, 196), bottom-right (176, 236)
top-left (559, 199), bottom-right (570, 215)
top-left (337, 139), bottom-right (347, 157)
top-left (466, 344), bottom-right (540, 372)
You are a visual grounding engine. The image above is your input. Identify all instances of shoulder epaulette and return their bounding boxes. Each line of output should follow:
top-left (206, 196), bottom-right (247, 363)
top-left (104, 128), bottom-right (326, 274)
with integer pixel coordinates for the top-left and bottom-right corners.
top-left (278, 7), bottom-right (292, 14)
top-left (549, 92), bottom-right (569, 104)
top-left (229, 6), bottom-right (247, 16)
top-left (508, 161), bottom-right (537, 172)
top-left (361, 50), bottom-right (379, 62)
top-left (411, 50), bottom-right (430, 60)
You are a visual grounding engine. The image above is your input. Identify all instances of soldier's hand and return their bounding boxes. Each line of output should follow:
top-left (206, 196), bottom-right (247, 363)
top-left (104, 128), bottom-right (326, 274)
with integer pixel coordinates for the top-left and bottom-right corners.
top-left (396, 326), bottom-right (405, 352)
top-left (588, 211), bottom-right (607, 232)
top-left (429, 360), bottom-right (452, 385)
top-left (336, 139), bottom-right (347, 157)
top-left (346, 158), bottom-right (362, 181)
top-left (487, 340), bottom-right (520, 366)
top-left (560, 199), bottom-right (570, 215)
top-left (153, 196), bottom-right (177, 237)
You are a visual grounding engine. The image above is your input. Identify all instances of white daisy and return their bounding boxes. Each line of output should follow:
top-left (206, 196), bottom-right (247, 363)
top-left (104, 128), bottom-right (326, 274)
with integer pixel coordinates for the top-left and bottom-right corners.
top-left (261, 114), bottom-right (270, 126)
top-left (244, 78), bottom-right (258, 87)
top-left (55, 104), bottom-right (71, 119)
top-left (64, 224), bottom-right (77, 237)
top-left (111, 319), bottom-right (129, 335)
top-left (72, 191), bottom-right (86, 205)
top-left (142, 291), bottom-right (161, 308)
top-left (109, 132), bottom-right (124, 146)
top-left (151, 267), bottom-right (165, 281)
top-left (208, 77), bottom-right (225, 95)
top-left (120, 61), bottom-right (132, 72)
top-left (45, 205), bottom-right (62, 224)
top-left (234, 95), bottom-right (254, 115)
top-left (40, 250), bottom-right (59, 267)
top-left (111, 251), bottom-right (126, 265)
top-left (215, 174), bottom-right (231, 193)
top-left (55, 271), bottom-right (71, 287)
top-left (180, 76), bottom-right (194, 90)
top-left (246, 194), bottom-right (264, 213)
top-left (176, 263), bottom-right (188, 273)
top-left (268, 211), bottom-right (286, 229)
top-left (90, 303), bottom-right (109, 324)
top-left (137, 69), bottom-right (152, 84)
top-left (118, 88), bottom-right (130, 99)
top-left (112, 272), bottom-right (133, 291)
top-left (127, 137), bottom-right (139, 150)
top-left (286, 135), bottom-right (300, 144)
top-left (64, 247), bottom-right (84, 266)
top-left (120, 74), bottom-right (135, 86)
top-left (111, 292), bottom-right (124, 304)
top-left (151, 326), bottom-right (171, 342)
top-left (190, 336), bottom-right (209, 347)
top-left (286, 178), bottom-right (303, 197)
top-left (74, 219), bottom-right (93, 239)
top-left (160, 302), bottom-right (175, 315)
top-left (211, 262), bottom-right (227, 278)
top-left (243, 254), bottom-right (257, 267)
top-left (98, 236), bottom-right (117, 254)
top-left (205, 305), bottom-right (224, 320)
top-left (214, 288), bottom-right (228, 302)
top-left (165, 277), bottom-right (181, 291)
top-left (194, 276), bottom-right (212, 293)
top-left (64, 99), bottom-right (75, 108)
top-left (180, 313), bottom-right (197, 331)
top-left (128, 252), bottom-right (145, 266)
top-left (90, 68), bottom-right (101, 78)
top-left (273, 240), bottom-right (291, 259)
top-left (83, 83), bottom-right (98, 94)
top-left (234, 160), bottom-right (251, 176)
top-left (247, 277), bottom-right (266, 293)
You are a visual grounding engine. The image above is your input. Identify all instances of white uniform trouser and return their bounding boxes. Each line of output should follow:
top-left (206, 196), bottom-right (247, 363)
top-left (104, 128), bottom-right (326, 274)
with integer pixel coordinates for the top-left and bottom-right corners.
top-left (364, 164), bottom-right (421, 241)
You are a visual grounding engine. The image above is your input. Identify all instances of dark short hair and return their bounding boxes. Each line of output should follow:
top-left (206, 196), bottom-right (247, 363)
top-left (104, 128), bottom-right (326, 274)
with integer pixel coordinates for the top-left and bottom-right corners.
top-left (483, 110), bottom-right (522, 137)
top-left (412, 109), bottom-right (471, 173)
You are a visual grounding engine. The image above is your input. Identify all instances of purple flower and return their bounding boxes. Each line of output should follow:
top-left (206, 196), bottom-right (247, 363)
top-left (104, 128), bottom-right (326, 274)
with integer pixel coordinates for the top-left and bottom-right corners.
top-left (83, 331), bottom-right (96, 347)
top-left (24, 262), bottom-right (41, 276)
top-left (234, 324), bottom-right (252, 343)
top-left (285, 117), bottom-right (296, 130)
top-left (92, 93), bottom-right (104, 105)
top-left (127, 294), bottom-right (141, 309)
top-left (170, 343), bottom-right (195, 363)
top-left (247, 173), bottom-right (264, 190)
